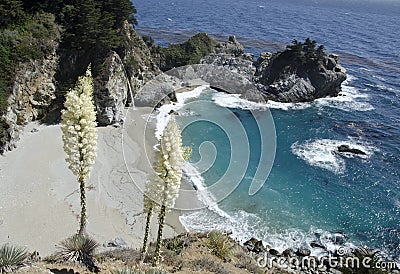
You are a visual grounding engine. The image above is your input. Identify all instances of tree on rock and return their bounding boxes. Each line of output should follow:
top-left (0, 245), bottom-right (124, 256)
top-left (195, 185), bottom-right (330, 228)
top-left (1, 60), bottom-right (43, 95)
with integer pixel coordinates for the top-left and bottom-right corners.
top-left (61, 65), bottom-right (97, 235)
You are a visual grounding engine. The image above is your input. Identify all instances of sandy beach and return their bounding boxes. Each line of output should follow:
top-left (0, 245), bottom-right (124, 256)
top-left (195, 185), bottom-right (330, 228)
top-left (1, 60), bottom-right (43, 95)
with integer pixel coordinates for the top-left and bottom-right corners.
top-left (0, 106), bottom-right (187, 257)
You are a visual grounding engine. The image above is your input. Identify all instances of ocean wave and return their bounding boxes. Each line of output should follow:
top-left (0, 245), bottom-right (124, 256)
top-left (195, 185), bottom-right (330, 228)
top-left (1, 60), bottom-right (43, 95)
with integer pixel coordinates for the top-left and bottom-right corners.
top-left (212, 93), bottom-right (269, 110)
top-left (181, 161), bottom-right (362, 258)
top-left (210, 74), bottom-right (373, 112)
top-left (212, 92), bottom-right (312, 111)
top-left (179, 207), bottom-right (360, 258)
top-left (314, 85), bottom-right (374, 112)
top-left (291, 138), bottom-right (377, 174)
top-left (154, 85), bottom-right (209, 139)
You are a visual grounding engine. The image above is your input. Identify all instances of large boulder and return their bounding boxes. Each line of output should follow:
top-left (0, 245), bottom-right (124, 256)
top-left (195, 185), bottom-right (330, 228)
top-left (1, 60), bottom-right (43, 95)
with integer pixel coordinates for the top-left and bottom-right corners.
top-left (257, 45), bottom-right (347, 102)
top-left (201, 54), bottom-right (256, 81)
top-left (134, 73), bottom-right (181, 107)
top-left (94, 51), bottom-right (130, 126)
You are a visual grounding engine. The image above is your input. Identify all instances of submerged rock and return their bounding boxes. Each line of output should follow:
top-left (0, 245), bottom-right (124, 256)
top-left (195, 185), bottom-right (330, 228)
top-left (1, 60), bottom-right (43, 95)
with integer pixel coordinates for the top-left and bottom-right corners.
top-left (337, 144), bottom-right (367, 155)
top-left (296, 247), bottom-right (311, 257)
top-left (310, 241), bottom-right (326, 249)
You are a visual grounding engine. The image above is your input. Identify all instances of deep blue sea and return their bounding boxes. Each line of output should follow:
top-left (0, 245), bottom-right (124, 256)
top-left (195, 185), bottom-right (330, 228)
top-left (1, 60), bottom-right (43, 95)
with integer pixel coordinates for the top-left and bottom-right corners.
top-left (133, 0), bottom-right (400, 261)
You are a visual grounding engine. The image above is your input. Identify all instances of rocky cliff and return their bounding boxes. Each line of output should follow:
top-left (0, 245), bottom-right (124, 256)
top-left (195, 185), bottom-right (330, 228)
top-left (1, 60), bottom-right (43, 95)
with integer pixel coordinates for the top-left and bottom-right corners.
top-left (1, 40), bottom-right (59, 153)
top-left (1, 22), bottom-right (159, 153)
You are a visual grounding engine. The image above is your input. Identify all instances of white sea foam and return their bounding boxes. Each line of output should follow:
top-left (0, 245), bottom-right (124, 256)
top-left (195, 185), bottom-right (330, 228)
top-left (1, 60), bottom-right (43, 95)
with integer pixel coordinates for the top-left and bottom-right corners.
top-left (180, 206), bottom-right (360, 258)
top-left (210, 74), bottom-right (372, 112)
top-left (212, 93), bottom-right (269, 110)
top-left (314, 85), bottom-right (374, 112)
top-left (154, 85), bottom-right (209, 139)
top-left (212, 92), bottom-right (313, 111)
top-left (291, 138), bottom-right (377, 174)
top-left (181, 163), bottom-right (345, 253)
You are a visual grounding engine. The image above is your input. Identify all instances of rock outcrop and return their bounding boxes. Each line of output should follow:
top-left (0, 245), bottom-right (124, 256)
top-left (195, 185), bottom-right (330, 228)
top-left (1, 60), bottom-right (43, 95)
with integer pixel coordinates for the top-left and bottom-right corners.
top-left (215, 35), bottom-right (245, 57)
top-left (134, 73), bottom-right (181, 107)
top-left (119, 21), bottom-right (160, 103)
top-left (94, 51), bottom-right (129, 126)
top-left (201, 38), bottom-right (347, 103)
top-left (257, 50), bottom-right (346, 102)
top-left (1, 43), bottom-right (59, 153)
top-left (201, 54), bottom-right (255, 81)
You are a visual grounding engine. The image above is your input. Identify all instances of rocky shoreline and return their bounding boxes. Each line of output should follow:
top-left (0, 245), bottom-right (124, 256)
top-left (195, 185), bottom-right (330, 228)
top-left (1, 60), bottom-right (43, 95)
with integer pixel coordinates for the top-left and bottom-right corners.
top-left (1, 24), bottom-right (347, 154)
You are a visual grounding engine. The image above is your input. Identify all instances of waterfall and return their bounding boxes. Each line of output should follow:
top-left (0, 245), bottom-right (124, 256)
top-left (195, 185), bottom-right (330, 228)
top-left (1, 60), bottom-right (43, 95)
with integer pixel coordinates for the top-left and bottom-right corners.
top-left (122, 63), bottom-right (135, 109)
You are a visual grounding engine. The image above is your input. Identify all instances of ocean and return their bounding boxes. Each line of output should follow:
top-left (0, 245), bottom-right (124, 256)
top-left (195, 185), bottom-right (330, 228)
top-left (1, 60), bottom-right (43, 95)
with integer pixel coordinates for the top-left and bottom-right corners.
top-left (133, 0), bottom-right (400, 261)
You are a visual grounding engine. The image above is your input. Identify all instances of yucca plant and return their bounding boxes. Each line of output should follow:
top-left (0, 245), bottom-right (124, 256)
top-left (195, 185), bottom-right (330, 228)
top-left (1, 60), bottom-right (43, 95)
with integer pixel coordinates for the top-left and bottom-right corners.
top-left (61, 64), bottom-right (97, 235)
top-left (0, 244), bottom-right (29, 273)
top-left (141, 116), bottom-right (190, 266)
top-left (56, 234), bottom-right (99, 271)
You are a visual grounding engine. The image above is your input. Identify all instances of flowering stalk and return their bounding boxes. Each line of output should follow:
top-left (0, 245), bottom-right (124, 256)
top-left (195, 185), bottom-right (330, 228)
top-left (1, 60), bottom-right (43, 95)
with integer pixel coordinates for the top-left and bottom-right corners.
top-left (141, 116), bottom-right (188, 265)
top-left (61, 65), bottom-right (97, 235)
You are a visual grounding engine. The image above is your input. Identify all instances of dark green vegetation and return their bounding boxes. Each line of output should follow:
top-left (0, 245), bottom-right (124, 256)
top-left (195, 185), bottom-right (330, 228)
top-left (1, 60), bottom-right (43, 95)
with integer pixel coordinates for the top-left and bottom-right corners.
top-left (264, 38), bottom-right (326, 85)
top-left (0, 0), bottom-right (137, 148)
top-left (151, 32), bottom-right (219, 71)
top-left (0, 2), bottom-right (60, 145)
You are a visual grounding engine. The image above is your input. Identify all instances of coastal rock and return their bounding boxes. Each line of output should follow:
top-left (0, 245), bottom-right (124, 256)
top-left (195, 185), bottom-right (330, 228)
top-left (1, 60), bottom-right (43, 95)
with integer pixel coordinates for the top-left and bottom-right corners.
top-left (6, 46), bottom-right (58, 125)
top-left (120, 21), bottom-right (161, 103)
top-left (337, 144), bottom-right (367, 155)
top-left (94, 51), bottom-right (129, 126)
top-left (1, 41), bottom-right (59, 153)
top-left (310, 241), bottom-right (326, 249)
top-left (201, 53), bottom-right (256, 81)
top-left (254, 52), bottom-right (273, 78)
top-left (269, 248), bottom-right (281, 256)
top-left (243, 237), bottom-right (265, 253)
top-left (257, 75), bottom-right (316, 102)
top-left (165, 64), bottom-right (263, 102)
top-left (215, 35), bottom-right (245, 57)
top-left (134, 73), bottom-right (181, 107)
top-left (282, 248), bottom-right (295, 257)
top-left (257, 45), bottom-right (347, 102)
top-left (296, 247), bottom-right (311, 257)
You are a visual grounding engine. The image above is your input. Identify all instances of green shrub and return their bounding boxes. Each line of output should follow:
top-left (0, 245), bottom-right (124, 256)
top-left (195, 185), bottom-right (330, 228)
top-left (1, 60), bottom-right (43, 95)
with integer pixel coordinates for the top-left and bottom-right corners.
top-left (0, 244), bottom-right (29, 273)
top-left (206, 231), bottom-right (234, 261)
top-left (152, 32), bottom-right (219, 71)
top-left (0, 11), bottom-right (60, 151)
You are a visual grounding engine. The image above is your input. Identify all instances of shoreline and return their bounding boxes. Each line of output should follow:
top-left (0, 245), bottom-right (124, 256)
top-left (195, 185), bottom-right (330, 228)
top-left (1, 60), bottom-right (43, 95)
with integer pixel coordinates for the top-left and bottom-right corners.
top-left (0, 106), bottom-right (186, 256)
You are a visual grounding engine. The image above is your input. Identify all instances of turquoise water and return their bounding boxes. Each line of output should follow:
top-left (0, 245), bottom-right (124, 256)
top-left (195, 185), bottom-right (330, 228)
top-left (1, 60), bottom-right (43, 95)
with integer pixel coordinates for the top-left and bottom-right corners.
top-left (134, 0), bottom-right (400, 260)
top-left (173, 85), bottom-right (399, 260)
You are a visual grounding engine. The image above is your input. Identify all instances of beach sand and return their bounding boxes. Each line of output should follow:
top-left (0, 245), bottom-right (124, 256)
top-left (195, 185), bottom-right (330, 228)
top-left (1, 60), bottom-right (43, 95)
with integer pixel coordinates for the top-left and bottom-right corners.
top-left (0, 106), bottom-right (189, 257)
